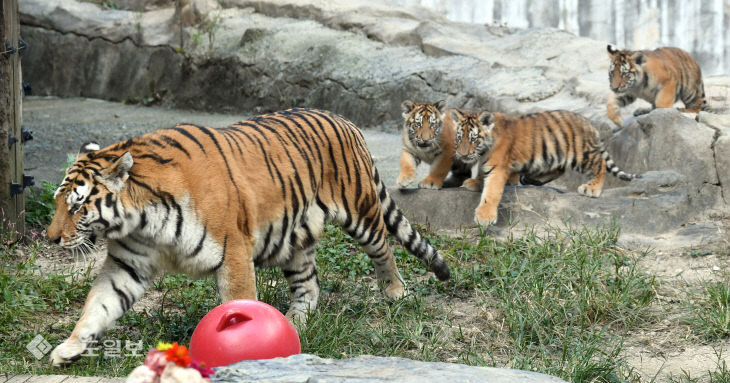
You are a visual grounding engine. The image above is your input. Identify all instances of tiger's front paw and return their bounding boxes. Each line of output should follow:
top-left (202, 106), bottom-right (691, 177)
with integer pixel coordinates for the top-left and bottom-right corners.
top-left (474, 205), bottom-right (498, 227)
top-left (418, 177), bottom-right (443, 190)
top-left (633, 108), bottom-right (651, 117)
top-left (462, 178), bottom-right (483, 191)
top-left (383, 280), bottom-right (406, 300)
top-left (50, 339), bottom-right (84, 366)
top-left (397, 174), bottom-right (415, 189)
top-left (577, 184), bottom-right (602, 198)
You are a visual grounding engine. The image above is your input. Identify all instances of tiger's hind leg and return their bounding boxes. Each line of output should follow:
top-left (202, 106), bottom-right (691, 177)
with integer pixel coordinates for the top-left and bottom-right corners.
top-left (443, 160), bottom-right (472, 188)
top-left (520, 168), bottom-right (565, 186)
top-left (282, 243), bottom-right (319, 325)
top-left (577, 152), bottom-right (606, 198)
top-left (346, 212), bottom-right (405, 300)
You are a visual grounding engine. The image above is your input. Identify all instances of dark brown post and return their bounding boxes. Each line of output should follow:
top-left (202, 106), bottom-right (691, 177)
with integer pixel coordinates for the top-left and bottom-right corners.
top-left (0, 0), bottom-right (25, 240)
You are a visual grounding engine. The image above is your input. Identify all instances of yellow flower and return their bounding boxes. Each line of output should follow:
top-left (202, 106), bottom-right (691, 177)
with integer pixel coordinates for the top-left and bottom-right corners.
top-left (156, 341), bottom-right (173, 351)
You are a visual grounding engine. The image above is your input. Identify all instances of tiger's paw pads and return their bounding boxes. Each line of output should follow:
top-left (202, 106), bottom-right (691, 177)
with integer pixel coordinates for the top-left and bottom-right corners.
top-left (418, 177), bottom-right (443, 190)
top-left (577, 184), bottom-right (602, 198)
top-left (50, 339), bottom-right (84, 366)
top-left (383, 280), bottom-right (406, 300)
top-left (462, 178), bottom-right (483, 191)
top-left (633, 108), bottom-right (651, 117)
top-left (474, 206), bottom-right (498, 227)
top-left (397, 175), bottom-right (414, 189)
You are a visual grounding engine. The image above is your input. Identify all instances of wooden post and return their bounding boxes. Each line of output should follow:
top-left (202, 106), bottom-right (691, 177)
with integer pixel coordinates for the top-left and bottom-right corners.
top-left (0, 0), bottom-right (24, 240)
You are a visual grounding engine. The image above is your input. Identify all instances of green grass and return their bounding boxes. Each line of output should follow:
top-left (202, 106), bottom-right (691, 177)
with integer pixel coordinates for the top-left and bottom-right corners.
top-left (1, 224), bottom-right (661, 382)
top-left (684, 279), bottom-right (730, 340)
top-left (24, 181), bottom-right (58, 228)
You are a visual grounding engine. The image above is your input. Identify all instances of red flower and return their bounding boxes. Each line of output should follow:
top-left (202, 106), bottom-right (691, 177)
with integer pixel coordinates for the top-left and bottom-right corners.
top-left (190, 359), bottom-right (215, 378)
top-left (165, 342), bottom-right (191, 367)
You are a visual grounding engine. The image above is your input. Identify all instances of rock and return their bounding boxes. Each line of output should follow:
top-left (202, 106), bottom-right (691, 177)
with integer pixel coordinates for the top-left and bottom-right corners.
top-left (17, 0), bottom-right (730, 252)
top-left (391, 169), bottom-right (725, 251)
top-left (211, 354), bottom-right (567, 383)
top-left (18, 0), bottom-right (625, 127)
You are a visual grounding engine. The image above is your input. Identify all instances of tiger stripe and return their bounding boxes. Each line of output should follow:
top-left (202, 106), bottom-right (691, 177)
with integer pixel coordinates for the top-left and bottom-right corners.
top-left (606, 45), bottom-right (707, 128)
top-left (397, 100), bottom-right (472, 190)
top-left (47, 108), bottom-right (450, 366)
top-left (450, 109), bottom-right (641, 226)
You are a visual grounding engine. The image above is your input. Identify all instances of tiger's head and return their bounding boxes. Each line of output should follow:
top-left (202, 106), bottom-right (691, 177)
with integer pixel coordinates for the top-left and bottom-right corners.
top-left (400, 100), bottom-right (446, 149)
top-left (47, 142), bottom-right (135, 250)
top-left (453, 110), bottom-right (494, 165)
top-left (607, 44), bottom-right (647, 93)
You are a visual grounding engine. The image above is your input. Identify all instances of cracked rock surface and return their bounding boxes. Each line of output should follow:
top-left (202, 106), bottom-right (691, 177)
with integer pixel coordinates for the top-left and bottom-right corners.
top-left (212, 354), bottom-right (568, 383)
top-left (18, 0), bottom-right (730, 251)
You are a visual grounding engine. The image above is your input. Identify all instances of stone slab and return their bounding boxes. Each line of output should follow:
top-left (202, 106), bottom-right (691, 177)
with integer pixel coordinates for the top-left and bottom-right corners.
top-left (211, 354), bottom-right (567, 383)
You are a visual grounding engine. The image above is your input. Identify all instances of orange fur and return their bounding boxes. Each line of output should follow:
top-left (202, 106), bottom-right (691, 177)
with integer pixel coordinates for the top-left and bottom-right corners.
top-left (606, 45), bottom-right (706, 127)
top-left (46, 109), bottom-right (452, 365)
top-left (398, 101), bottom-right (471, 189)
top-left (469, 110), bottom-right (640, 226)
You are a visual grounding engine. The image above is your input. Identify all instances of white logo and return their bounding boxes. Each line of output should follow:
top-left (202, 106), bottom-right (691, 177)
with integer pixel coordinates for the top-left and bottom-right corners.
top-left (26, 334), bottom-right (52, 360)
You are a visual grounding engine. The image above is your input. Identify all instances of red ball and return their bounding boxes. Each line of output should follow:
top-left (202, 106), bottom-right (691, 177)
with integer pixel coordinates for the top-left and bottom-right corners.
top-left (189, 299), bottom-right (301, 367)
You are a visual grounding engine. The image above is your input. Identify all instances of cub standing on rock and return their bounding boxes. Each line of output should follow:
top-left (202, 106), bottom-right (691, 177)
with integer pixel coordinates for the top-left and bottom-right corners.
top-left (454, 110), bottom-right (641, 226)
top-left (451, 109), bottom-right (520, 191)
top-left (606, 45), bottom-right (707, 128)
top-left (397, 100), bottom-right (472, 189)
top-left (45, 108), bottom-right (451, 366)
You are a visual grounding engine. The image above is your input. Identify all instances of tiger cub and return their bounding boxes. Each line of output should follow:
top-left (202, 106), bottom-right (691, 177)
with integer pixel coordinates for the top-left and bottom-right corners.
top-left (451, 109), bottom-right (519, 191)
top-left (461, 110), bottom-right (641, 226)
top-left (606, 45), bottom-right (706, 128)
top-left (46, 108), bottom-right (451, 366)
top-left (397, 100), bottom-right (471, 189)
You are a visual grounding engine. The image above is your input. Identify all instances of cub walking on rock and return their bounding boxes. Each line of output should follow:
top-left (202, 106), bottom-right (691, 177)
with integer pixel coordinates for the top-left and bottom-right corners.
top-left (397, 100), bottom-right (472, 189)
top-left (451, 109), bottom-right (641, 226)
top-left (606, 45), bottom-right (706, 128)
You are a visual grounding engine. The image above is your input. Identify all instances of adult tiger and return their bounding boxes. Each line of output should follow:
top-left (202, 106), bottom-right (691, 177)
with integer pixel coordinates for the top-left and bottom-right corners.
top-left (606, 45), bottom-right (706, 128)
top-left (46, 108), bottom-right (451, 366)
top-left (456, 110), bottom-right (641, 226)
top-left (397, 100), bottom-right (472, 189)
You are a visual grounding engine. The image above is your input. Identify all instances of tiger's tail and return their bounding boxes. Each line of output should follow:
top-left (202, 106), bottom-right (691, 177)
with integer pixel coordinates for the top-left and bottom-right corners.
top-left (602, 150), bottom-right (641, 181)
top-left (373, 168), bottom-right (451, 281)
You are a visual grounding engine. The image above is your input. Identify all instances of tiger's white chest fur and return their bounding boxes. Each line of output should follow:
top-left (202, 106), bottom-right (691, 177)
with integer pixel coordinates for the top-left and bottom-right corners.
top-left (108, 195), bottom-right (224, 278)
top-left (401, 130), bottom-right (443, 163)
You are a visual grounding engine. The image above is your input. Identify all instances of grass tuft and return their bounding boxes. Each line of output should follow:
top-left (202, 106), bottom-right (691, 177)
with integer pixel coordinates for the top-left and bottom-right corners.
top-left (685, 279), bottom-right (730, 340)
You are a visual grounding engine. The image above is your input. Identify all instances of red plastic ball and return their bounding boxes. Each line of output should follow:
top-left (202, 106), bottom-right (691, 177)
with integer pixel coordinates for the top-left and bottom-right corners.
top-left (188, 299), bottom-right (301, 367)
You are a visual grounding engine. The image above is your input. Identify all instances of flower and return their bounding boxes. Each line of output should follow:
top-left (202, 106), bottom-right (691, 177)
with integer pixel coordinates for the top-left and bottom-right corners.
top-left (189, 359), bottom-right (214, 378)
top-left (156, 342), bottom-right (174, 351)
top-left (164, 342), bottom-right (191, 367)
top-left (144, 349), bottom-right (169, 375)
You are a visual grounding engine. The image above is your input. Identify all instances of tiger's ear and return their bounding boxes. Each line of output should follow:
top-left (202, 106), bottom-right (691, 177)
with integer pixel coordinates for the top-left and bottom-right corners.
top-left (76, 142), bottom-right (100, 160)
top-left (633, 52), bottom-right (647, 66)
top-left (607, 44), bottom-right (619, 57)
top-left (401, 100), bottom-right (415, 118)
top-left (434, 100), bottom-right (446, 113)
top-left (99, 152), bottom-right (133, 193)
top-left (478, 111), bottom-right (495, 132)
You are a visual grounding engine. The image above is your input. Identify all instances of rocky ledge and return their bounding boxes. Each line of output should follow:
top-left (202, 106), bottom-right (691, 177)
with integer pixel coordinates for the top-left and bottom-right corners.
top-left (211, 354), bottom-right (567, 383)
